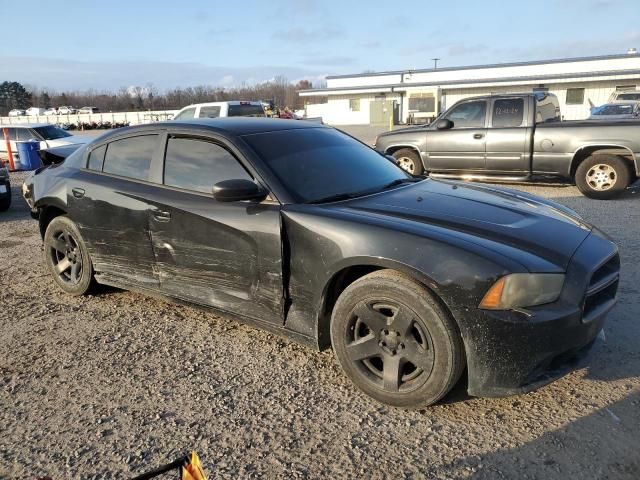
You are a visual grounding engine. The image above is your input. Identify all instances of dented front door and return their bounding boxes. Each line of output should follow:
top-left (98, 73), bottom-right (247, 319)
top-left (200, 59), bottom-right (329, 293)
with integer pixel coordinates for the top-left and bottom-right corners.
top-left (146, 188), bottom-right (284, 323)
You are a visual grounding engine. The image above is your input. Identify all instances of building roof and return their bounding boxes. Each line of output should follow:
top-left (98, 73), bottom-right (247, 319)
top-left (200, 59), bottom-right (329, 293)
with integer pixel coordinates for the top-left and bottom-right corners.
top-left (325, 52), bottom-right (640, 80)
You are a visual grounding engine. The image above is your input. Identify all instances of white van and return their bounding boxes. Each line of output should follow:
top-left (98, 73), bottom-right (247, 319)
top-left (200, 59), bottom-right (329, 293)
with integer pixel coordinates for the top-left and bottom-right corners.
top-left (172, 101), bottom-right (266, 120)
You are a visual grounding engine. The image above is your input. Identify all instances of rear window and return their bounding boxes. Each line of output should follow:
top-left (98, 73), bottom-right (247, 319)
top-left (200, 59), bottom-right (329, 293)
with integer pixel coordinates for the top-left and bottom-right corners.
top-left (591, 104), bottom-right (635, 116)
top-left (492, 98), bottom-right (524, 127)
top-left (228, 104), bottom-right (265, 117)
top-left (617, 92), bottom-right (640, 100)
top-left (103, 135), bottom-right (158, 180)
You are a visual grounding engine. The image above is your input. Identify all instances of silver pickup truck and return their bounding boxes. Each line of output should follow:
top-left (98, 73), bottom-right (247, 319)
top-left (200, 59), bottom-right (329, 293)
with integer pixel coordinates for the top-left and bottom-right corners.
top-left (374, 92), bottom-right (640, 199)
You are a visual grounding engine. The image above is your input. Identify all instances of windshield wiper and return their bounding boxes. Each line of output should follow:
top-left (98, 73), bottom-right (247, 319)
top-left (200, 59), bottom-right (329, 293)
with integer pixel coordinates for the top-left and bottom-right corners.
top-left (305, 192), bottom-right (360, 204)
top-left (379, 177), bottom-right (422, 190)
top-left (307, 178), bottom-right (421, 204)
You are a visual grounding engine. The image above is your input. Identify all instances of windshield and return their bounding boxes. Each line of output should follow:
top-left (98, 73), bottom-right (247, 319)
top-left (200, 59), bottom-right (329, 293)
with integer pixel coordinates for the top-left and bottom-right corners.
top-left (228, 104), bottom-right (266, 117)
top-left (243, 128), bottom-right (411, 203)
top-left (591, 104), bottom-right (635, 115)
top-left (33, 125), bottom-right (72, 140)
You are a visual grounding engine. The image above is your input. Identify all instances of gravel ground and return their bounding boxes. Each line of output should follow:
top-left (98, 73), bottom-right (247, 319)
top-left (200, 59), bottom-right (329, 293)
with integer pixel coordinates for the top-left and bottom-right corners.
top-left (1, 145), bottom-right (640, 479)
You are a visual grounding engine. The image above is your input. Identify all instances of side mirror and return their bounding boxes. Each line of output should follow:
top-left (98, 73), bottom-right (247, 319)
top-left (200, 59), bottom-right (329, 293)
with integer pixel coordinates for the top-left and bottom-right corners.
top-left (436, 119), bottom-right (453, 130)
top-left (213, 179), bottom-right (267, 202)
top-left (385, 154), bottom-right (399, 165)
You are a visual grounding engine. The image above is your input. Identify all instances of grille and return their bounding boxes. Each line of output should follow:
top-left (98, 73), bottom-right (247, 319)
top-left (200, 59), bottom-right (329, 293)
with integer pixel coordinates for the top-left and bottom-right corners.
top-left (583, 253), bottom-right (620, 322)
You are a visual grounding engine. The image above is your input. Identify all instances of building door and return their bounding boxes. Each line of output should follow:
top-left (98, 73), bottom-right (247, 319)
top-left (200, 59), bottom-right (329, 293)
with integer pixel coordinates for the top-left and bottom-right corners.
top-left (370, 100), bottom-right (397, 126)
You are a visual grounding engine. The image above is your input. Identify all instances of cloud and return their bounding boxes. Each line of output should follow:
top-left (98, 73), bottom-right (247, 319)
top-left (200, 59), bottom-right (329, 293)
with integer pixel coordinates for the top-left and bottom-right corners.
top-left (0, 56), bottom-right (325, 91)
top-left (272, 27), bottom-right (342, 43)
top-left (298, 56), bottom-right (356, 66)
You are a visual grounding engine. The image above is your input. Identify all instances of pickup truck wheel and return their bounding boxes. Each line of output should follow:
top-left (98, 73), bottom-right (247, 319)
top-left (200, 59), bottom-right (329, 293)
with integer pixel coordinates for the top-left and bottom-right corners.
top-left (392, 149), bottom-right (424, 175)
top-left (44, 215), bottom-right (95, 296)
top-left (330, 270), bottom-right (464, 408)
top-left (575, 155), bottom-right (631, 199)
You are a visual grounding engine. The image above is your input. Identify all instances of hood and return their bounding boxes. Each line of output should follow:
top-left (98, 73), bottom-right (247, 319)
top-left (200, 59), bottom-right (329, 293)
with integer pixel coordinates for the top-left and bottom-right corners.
top-left (336, 179), bottom-right (591, 270)
top-left (47, 135), bottom-right (90, 147)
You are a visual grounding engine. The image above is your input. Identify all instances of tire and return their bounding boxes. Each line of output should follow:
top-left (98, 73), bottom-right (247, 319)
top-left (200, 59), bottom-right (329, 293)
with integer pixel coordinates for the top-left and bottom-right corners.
top-left (43, 215), bottom-right (95, 296)
top-left (0, 185), bottom-right (10, 212)
top-left (392, 148), bottom-right (424, 175)
top-left (575, 154), bottom-right (631, 199)
top-left (330, 270), bottom-right (465, 408)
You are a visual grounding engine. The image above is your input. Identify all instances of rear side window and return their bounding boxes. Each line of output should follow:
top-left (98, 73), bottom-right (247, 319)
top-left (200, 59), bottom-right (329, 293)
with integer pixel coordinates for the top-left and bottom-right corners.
top-left (103, 135), bottom-right (157, 180)
top-left (492, 98), bottom-right (524, 127)
top-left (174, 107), bottom-right (196, 120)
top-left (87, 144), bottom-right (107, 170)
top-left (199, 106), bottom-right (221, 118)
top-left (3, 128), bottom-right (17, 140)
top-left (164, 137), bottom-right (251, 193)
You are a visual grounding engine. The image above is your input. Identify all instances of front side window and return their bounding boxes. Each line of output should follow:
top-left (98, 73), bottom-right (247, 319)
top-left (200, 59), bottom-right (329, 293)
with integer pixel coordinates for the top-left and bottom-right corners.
top-left (566, 88), bottom-right (585, 105)
top-left (492, 98), bottom-right (524, 127)
top-left (174, 107), bottom-right (196, 120)
top-left (103, 135), bottom-right (158, 180)
top-left (443, 101), bottom-right (487, 128)
top-left (16, 128), bottom-right (36, 141)
top-left (199, 106), bottom-right (221, 118)
top-left (163, 137), bottom-right (251, 193)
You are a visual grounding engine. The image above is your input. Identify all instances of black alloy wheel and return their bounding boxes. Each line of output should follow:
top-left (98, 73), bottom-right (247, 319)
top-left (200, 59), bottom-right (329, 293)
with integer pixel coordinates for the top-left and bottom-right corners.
top-left (331, 270), bottom-right (465, 408)
top-left (44, 216), bottom-right (95, 295)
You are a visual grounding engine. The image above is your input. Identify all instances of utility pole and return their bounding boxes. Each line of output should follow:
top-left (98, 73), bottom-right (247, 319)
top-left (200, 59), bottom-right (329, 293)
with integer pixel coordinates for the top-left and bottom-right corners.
top-left (432, 58), bottom-right (440, 69)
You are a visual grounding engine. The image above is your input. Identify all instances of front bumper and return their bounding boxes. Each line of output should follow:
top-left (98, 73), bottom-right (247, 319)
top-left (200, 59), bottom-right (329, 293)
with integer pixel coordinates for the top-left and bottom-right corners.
top-left (462, 230), bottom-right (619, 397)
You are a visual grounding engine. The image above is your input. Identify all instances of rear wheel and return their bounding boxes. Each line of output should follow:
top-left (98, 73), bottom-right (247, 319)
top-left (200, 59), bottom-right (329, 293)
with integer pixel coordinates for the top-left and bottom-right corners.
top-left (44, 215), bottom-right (95, 296)
top-left (392, 148), bottom-right (424, 175)
top-left (330, 270), bottom-right (465, 408)
top-left (575, 154), bottom-right (631, 199)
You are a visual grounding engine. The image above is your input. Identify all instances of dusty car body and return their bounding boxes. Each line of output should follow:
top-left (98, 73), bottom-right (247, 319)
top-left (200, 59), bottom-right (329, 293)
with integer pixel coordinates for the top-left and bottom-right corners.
top-left (23, 119), bottom-right (619, 407)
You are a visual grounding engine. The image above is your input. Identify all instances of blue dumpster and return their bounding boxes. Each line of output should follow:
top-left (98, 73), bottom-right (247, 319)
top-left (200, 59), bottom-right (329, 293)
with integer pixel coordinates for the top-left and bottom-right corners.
top-left (15, 140), bottom-right (42, 170)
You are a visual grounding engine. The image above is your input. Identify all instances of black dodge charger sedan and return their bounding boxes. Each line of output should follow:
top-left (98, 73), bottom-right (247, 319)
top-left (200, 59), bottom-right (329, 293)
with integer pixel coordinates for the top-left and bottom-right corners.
top-left (22, 118), bottom-right (619, 408)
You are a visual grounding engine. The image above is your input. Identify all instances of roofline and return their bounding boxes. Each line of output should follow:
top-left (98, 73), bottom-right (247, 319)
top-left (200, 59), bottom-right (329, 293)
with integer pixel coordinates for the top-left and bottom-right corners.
top-left (300, 68), bottom-right (640, 95)
top-left (326, 52), bottom-right (640, 80)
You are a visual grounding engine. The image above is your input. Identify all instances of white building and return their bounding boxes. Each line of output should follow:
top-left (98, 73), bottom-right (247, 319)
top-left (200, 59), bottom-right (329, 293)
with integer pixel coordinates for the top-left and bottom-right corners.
top-left (299, 52), bottom-right (640, 125)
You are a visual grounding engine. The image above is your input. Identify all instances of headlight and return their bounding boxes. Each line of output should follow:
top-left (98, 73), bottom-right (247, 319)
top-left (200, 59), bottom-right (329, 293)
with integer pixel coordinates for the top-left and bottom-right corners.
top-left (479, 273), bottom-right (565, 310)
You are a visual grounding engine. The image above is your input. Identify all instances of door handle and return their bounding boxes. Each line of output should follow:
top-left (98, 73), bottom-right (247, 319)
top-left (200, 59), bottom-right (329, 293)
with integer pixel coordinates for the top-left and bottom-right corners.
top-left (152, 210), bottom-right (171, 222)
top-left (72, 188), bottom-right (85, 198)
top-left (473, 133), bottom-right (484, 139)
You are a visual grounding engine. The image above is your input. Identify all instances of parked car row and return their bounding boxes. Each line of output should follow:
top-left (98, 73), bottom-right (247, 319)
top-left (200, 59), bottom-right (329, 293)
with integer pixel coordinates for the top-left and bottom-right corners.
top-left (7, 106), bottom-right (100, 117)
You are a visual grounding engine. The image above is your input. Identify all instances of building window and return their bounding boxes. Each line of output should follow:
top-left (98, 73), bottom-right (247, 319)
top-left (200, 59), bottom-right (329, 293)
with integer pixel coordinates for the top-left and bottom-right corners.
top-left (408, 94), bottom-right (435, 113)
top-left (566, 88), bottom-right (585, 105)
top-left (349, 99), bottom-right (360, 111)
top-left (615, 85), bottom-right (636, 91)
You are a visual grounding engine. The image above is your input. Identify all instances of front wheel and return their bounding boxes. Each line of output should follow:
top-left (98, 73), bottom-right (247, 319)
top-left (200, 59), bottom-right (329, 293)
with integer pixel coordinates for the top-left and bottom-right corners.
top-left (330, 270), bottom-right (465, 408)
top-left (392, 148), bottom-right (424, 175)
top-left (575, 154), bottom-right (631, 199)
top-left (44, 215), bottom-right (95, 296)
